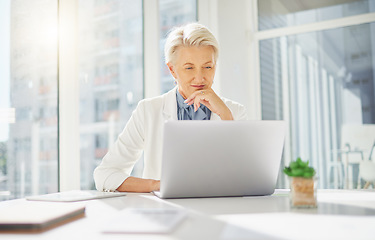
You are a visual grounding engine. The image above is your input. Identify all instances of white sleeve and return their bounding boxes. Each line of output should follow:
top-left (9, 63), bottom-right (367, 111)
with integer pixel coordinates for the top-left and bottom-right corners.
top-left (93, 100), bottom-right (145, 191)
top-left (234, 104), bottom-right (248, 120)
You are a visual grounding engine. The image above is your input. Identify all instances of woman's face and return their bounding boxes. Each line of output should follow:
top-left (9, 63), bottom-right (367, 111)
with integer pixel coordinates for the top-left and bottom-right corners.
top-left (167, 45), bottom-right (216, 99)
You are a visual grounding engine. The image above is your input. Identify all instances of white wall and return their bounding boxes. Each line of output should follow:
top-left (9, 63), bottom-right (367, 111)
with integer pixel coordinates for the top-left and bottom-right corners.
top-left (198, 0), bottom-right (261, 120)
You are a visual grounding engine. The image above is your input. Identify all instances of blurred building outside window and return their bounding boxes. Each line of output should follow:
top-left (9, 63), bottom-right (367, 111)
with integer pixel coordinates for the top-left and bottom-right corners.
top-left (258, 0), bottom-right (375, 189)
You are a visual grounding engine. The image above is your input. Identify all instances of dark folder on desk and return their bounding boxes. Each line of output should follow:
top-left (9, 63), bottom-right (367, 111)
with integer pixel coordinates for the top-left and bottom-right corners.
top-left (0, 201), bottom-right (85, 232)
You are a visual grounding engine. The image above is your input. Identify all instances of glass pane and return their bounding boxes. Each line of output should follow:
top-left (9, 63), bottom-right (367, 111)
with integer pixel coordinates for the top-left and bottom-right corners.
top-left (0, 0), bottom-right (58, 200)
top-left (78, 0), bottom-right (143, 190)
top-left (260, 22), bottom-right (375, 189)
top-left (258, 0), bottom-right (375, 31)
top-left (159, 0), bottom-right (197, 93)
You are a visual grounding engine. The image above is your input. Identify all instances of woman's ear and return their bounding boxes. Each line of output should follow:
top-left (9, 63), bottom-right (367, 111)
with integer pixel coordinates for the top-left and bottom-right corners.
top-left (167, 62), bottom-right (177, 79)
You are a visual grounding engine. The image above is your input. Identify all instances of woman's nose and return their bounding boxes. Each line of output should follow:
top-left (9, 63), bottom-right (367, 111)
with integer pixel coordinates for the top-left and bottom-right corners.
top-left (195, 69), bottom-right (204, 81)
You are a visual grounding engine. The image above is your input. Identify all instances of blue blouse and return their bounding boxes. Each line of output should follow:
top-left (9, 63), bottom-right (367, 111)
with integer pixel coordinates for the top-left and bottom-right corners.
top-left (176, 90), bottom-right (211, 120)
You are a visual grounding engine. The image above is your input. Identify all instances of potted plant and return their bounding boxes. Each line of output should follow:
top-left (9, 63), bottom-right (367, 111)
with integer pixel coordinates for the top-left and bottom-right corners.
top-left (283, 158), bottom-right (317, 208)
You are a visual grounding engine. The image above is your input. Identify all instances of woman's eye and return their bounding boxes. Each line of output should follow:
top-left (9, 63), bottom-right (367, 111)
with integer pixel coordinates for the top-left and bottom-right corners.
top-left (185, 67), bottom-right (193, 70)
top-left (205, 66), bottom-right (212, 69)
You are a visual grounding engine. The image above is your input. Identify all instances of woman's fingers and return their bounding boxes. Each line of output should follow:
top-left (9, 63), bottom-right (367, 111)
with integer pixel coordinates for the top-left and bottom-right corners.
top-left (184, 90), bottom-right (208, 112)
top-left (184, 90), bottom-right (204, 104)
top-left (185, 89), bottom-right (233, 120)
top-left (184, 89), bottom-right (216, 112)
top-left (183, 88), bottom-right (233, 119)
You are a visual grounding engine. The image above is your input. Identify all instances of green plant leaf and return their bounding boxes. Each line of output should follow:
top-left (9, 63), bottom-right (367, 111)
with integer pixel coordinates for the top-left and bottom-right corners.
top-left (290, 161), bottom-right (299, 169)
top-left (283, 157), bottom-right (316, 178)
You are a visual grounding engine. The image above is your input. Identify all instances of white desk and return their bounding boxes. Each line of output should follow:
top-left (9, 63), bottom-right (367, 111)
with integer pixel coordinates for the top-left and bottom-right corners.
top-left (1, 189), bottom-right (375, 239)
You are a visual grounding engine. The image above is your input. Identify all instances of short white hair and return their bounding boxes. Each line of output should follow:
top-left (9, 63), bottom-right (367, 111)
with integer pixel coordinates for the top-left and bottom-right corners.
top-left (164, 22), bottom-right (219, 64)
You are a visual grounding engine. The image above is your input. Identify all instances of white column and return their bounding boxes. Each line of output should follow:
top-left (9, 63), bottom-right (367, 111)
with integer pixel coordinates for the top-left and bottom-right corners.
top-left (144, 0), bottom-right (161, 98)
top-left (59, 0), bottom-right (80, 191)
top-left (31, 122), bottom-right (40, 195)
top-left (201, 0), bottom-right (260, 119)
top-left (197, 0), bottom-right (221, 94)
top-left (197, 0), bottom-right (219, 36)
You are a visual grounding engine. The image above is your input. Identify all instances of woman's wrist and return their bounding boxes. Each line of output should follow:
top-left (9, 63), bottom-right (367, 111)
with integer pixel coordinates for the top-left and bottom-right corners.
top-left (150, 179), bottom-right (161, 191)
top-left (218, 108), bottom-right (234, 120)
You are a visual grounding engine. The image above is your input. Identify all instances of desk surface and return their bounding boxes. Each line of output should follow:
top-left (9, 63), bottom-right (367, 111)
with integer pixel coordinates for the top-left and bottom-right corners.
top-left (1, 189), bottom-right (375, 239)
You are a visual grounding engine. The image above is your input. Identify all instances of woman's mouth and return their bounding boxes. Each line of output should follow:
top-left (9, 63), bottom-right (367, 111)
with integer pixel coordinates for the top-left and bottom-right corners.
top-left (191, 85), bottom-right (205, 89)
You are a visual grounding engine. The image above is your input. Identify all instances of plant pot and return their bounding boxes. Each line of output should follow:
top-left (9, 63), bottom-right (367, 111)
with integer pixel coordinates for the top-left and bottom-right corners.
top-left (289, 177), bottom-right (317, 208)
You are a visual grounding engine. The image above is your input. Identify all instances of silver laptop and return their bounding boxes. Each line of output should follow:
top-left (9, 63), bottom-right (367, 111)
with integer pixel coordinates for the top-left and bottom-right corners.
top-left (154, 120), bottom-right (286, 199)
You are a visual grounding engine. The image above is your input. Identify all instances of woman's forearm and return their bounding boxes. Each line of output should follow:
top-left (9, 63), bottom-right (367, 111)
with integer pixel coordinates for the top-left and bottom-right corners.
top-left (116, 176), bottom-right (160, 193)
top-left (218, 107), bottom-right (234, 120)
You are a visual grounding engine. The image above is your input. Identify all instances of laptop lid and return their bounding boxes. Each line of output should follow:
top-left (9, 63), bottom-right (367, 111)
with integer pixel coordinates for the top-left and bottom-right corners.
top-left (158, 120), bottom-right (286, 199)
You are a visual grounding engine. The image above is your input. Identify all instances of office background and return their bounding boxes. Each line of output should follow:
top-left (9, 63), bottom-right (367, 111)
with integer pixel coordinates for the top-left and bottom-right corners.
top-left (0, 0), bottom-right (374, 200)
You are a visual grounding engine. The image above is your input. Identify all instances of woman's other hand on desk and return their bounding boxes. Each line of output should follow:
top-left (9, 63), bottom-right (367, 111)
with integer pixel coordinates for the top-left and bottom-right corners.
top-left (116, 177), bottom-right (160, 193)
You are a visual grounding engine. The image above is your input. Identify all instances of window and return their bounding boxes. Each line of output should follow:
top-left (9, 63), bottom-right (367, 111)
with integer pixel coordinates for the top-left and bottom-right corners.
top-left (0, 0), bottom-right (58, 200)
top-left (0, 0), bottom-right (199, 197)
top-left (258, 0), bottom-right (375, 30)
top-left (78, 0), bottom-right (143, 190)
top-left (258, 0), bottom-right (375, 189)
top-left (159, 0), bottom-right (197, 93)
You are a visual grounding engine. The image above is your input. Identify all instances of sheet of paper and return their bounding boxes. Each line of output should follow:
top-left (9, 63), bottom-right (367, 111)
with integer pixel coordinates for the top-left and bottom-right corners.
top-left (26, 190), bottom-right (126, 202)
top-left (102, 208), bottom-right (187, 234)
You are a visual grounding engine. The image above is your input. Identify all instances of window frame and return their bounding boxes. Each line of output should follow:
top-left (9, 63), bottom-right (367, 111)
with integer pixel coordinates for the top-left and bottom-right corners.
top-left (58, 0), bottom-right (80, 191)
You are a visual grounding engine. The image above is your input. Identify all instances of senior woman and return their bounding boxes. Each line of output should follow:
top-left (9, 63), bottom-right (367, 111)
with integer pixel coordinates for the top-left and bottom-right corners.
top-left (94, 23), bottom-right (248, 193)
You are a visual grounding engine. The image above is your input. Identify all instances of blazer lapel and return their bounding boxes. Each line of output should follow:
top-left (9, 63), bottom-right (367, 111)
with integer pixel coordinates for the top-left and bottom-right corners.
top-left (210, 112), bottom-right (221, 121)
top-left (162, 87), bottom-right (178, 121)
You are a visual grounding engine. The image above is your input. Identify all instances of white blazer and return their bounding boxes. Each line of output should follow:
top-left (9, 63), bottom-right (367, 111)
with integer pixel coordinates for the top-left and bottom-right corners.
top-left (94, 87), bottom-right (248, 191)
